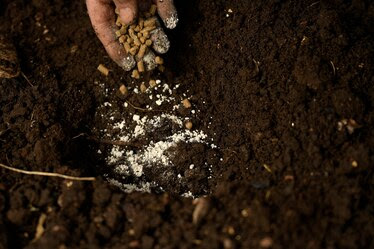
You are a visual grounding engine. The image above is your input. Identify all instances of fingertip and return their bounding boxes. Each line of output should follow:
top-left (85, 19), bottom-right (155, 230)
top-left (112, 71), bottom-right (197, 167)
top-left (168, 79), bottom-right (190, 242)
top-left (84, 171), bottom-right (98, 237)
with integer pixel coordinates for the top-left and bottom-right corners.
top-left (104, 39), bottom-right (135, 71)
top-left (119, 55), bottom-right (136, 71)
top-left (143, 50), bottom-right (157, 71)
top-left (150, 28), bottom-right (170, 54)
top-left (114, 0), bottom-right (138, 25)
top-left (156, 0), bottom-right (179, 29)
top-left (164, 12), bottom-right (179, 29)
top-left (119, 7), bottom-right (136, 25)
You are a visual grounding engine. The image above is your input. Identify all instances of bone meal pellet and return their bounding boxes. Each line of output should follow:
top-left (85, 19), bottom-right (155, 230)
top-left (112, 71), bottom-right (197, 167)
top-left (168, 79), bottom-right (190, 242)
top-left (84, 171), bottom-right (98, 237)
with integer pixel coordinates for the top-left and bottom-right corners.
top-left (97, 64), bottom-right (109, 76)
top-left (137, 60), bottom-right (145, 73)
top-left (119, 84), bottom-right (128, 95)
top-left (140, 83), bottom-right (147, 93)
top-left (182, 99), bottom-right (192, 108)
top-left (115, 4), bottom-right (166, 78)
top-left (131, 69), bottom-right (140, 79)
top-left (149, 79), bottom-right (157, 88)
top-left (155, 56), bottom-right (164, 65)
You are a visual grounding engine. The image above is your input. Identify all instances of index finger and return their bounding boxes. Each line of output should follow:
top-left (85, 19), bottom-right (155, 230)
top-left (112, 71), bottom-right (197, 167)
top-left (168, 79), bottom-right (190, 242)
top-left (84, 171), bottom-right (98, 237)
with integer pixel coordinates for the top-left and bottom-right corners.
top-left (155, 0), bottom-right (178, 29)
top-left (86, 0), bottom-right (135, 70)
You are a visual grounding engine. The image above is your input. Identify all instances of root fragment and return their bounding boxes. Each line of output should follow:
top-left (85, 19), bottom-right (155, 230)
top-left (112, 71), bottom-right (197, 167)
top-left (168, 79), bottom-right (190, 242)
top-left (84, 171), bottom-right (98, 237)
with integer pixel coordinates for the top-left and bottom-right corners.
top-left (0, 163), bottom-right (95, 181)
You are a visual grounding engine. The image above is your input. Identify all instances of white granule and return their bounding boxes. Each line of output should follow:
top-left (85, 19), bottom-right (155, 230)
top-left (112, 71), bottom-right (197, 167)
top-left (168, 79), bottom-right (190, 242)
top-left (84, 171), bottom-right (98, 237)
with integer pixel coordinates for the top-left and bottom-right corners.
top-left (181, 191), bottom-right (195, 198)
top-left (107, 178), bottom-right (151, 193)
top-left (173, 104), bottom-right (180, 111)
top-left (108, 146), bottom-right (124, 164)
top-left (133, 124), bottom-right (145, 137)
top-left (163, 84), bottom-right (172, 94)
top-left (114, 120), bottom-right (126, 130)
top-left (106, 114), bottom-right (210, 179)
top-left (155, 93), bottom-right (175, 106)
top-left (113, 129), bottom-right (209, 178)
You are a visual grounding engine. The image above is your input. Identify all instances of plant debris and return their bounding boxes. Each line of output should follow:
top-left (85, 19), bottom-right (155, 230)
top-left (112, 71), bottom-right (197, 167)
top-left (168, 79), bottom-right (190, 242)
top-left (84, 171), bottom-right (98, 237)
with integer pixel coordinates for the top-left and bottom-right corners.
top-left (0, 35), bottom-right (20, 78)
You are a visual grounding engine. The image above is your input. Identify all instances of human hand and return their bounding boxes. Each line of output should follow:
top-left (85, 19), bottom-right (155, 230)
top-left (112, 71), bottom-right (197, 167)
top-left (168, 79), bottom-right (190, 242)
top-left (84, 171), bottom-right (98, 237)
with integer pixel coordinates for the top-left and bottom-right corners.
top-left (86, 0), bottom-right (178, 71)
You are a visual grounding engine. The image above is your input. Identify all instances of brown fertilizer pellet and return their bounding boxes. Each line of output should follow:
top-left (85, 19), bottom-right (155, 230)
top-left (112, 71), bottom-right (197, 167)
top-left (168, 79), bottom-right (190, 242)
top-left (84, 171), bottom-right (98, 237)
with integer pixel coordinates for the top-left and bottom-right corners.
top-left (115, 4), bottom-right (166, 78)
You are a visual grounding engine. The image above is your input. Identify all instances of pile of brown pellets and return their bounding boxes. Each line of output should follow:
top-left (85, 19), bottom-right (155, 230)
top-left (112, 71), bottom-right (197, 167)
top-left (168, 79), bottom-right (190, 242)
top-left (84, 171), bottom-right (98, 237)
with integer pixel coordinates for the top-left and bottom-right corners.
top-left (115, 4), bottom-right (165, 79)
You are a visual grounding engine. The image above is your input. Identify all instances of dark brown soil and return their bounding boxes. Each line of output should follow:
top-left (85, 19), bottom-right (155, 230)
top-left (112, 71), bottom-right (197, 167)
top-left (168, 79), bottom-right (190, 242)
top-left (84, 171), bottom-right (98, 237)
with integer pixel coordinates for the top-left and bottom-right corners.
top-left (1, 0), bottom-right (374, 248)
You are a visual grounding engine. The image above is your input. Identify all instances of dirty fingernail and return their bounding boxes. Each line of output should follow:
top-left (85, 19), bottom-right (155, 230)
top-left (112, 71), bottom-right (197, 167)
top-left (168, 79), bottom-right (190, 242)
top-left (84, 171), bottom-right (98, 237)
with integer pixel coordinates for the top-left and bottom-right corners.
top-left (143, 50), bottom-right (157, 71)
top-left (164, 13), bottom-right (178, 29)
top-left (150, 28), bottom-right (170, 54)
top-left (120, 55), bottom-right (136, 71)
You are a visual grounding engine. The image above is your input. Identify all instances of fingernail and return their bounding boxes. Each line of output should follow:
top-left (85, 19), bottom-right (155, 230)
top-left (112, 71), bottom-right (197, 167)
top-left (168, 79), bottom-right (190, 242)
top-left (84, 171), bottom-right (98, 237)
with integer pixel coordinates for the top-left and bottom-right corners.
top-left (143, 51), bottom-right (157, 71)
top-left (150, 28), bottom-right (170, 54)
top-left (120, 55), bottom-right (136, 71)
top-left (120, 7), bottom-right (135, 25)
top-left (164, 13), bottom-right (179, 29)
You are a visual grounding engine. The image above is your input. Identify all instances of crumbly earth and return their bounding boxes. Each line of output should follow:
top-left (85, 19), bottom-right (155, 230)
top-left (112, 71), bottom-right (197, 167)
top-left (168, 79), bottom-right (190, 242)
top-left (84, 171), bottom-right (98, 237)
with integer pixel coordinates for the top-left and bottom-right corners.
top-left (1, 0), bottom-right (374, 248)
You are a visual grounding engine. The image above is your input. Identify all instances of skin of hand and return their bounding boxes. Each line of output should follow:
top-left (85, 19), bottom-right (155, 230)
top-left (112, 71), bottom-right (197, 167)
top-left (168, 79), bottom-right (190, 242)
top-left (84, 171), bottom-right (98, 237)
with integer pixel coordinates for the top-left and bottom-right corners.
top-left (86, 0), bottom-right (178, 71)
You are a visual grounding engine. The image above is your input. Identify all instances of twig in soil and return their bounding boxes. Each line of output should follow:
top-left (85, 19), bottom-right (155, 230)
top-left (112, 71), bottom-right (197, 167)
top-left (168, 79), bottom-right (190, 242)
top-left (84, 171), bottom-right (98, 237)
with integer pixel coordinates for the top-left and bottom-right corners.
top-left (308, 1), bottom-right (320, 8)
top-left (71, 133), bottom-right (143, 148)
top-left (32, 213), bottom-right (47, 243)
top-left (0, 163), bottom-right (95, 181)
top-left (253, 59), bottom-right (260, 74)
top-left (126, 101), bottom-right (164, 113)
top-left (72, 133), bottom-right (86, 139)
top-left (126, 101), bottom-right (154, 112)
top-left (21, 71), bottom-right (34, 87)
top-left (91, 137), bottom-right (143, 148)
top-left (262, 164), bottom-right (272, 173)
top-left (330, 61), bottom-right (336, 76)
top-left (0, 128), bottom-right (9, 137)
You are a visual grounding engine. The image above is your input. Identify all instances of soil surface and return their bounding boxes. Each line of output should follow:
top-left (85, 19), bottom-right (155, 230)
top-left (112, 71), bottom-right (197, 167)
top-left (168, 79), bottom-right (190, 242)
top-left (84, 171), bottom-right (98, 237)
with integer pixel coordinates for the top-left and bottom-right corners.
top-left (1, 0), bottom-right (374, 248)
